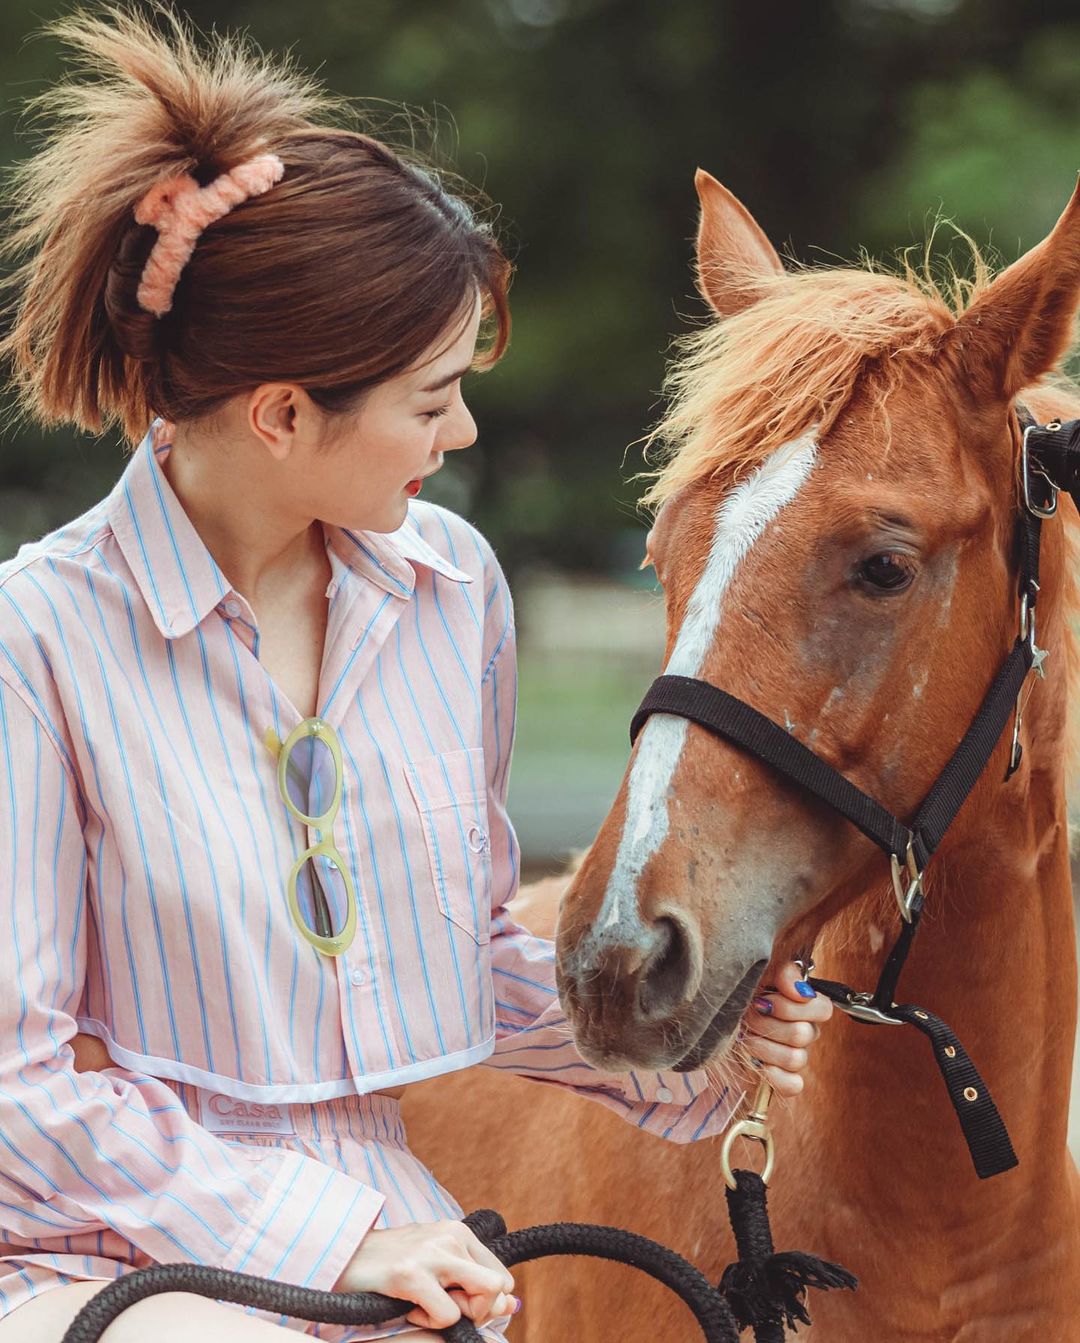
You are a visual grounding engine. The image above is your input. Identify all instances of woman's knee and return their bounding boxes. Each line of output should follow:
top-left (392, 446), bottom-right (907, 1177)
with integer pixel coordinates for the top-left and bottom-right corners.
top-left (0, 1282), bottom-right (299, 1342)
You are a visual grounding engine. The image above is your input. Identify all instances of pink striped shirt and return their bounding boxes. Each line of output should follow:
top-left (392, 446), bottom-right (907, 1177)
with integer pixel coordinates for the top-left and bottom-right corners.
top-left (0, 421), bottom-right (735, 1299)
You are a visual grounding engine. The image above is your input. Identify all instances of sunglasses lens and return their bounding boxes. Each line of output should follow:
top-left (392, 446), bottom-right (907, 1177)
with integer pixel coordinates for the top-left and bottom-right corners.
top-left (283, 733), bottom-right (337, 822)
top-left (294, 851), bottom-right (351, 943)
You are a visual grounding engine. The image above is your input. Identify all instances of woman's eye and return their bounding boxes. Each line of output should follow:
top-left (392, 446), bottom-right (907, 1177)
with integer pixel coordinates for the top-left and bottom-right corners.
top-left (423, 405), bottom-right (451, 421)
top-left (857, 552), bottom-right (915, 593)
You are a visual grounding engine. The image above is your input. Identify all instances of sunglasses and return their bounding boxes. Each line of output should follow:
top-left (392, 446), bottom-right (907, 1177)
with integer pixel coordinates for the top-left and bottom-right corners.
top-left (263, 717), bottom-right (357, 956)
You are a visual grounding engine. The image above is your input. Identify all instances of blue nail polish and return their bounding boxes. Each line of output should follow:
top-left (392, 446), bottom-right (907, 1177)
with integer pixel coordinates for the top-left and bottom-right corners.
top-left (795, 980), bottom-right (816, 998)
top-left (752, 996), bottom-right (773, 1015)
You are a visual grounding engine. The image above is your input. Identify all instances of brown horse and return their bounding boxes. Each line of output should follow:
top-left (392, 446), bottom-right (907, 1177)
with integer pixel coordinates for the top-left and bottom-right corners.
top-left (405, 173), bottom-right (1080, 1340)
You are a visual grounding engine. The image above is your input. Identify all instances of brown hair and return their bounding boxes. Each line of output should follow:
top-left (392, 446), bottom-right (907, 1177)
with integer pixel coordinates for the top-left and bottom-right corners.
top-left (0, 3), bottom-right (512, 444)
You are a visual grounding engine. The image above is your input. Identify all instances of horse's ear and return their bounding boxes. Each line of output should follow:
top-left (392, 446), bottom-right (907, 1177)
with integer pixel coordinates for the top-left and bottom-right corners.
top-left (694, 170), bottom-right (784, 316)
top-left (951, 178), bottom-right (1080, 399)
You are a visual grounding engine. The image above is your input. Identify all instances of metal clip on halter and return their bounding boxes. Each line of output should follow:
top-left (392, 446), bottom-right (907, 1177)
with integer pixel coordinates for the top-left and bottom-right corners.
top-left (889, 838), bottom-right (922, 923)
top-left (837, 990), bottom-right (903, 1027)
top-left (1022, 420), bottom-right (1060, 518)
top-left (1009, 588), bottom-right (1050, 774)
top-left (720, 1077), bottom-right (775, 1190)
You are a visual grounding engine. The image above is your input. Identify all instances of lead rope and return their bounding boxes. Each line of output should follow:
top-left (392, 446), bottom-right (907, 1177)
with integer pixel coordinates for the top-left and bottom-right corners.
top-left (60, 1182), bottom-right (855, 1343)
top-left (718, 1077), bottom-right (857, 1342)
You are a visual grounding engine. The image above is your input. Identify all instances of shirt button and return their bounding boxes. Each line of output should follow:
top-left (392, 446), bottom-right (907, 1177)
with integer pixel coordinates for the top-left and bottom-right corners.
top-left (467, 825), bottom-right (489, 854)
top-left (223, 599), bottom-right (243, 618)
top-left (349, 968), bottom-right (365, 988)
top-left (655, 1085), bottom-right (674, 1104)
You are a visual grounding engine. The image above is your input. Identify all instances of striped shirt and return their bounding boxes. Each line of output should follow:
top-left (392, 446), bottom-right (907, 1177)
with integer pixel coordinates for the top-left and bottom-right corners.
top-left (0, 421), bottom-right (735, 1295)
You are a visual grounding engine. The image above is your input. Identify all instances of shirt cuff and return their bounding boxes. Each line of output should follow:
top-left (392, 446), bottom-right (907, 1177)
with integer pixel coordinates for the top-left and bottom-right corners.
top-left (220, 1147), bottom-right (385, 1290)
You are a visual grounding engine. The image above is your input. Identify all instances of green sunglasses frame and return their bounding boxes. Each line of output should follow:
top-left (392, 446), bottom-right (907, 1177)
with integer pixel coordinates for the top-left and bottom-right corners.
top-left (265, 717), bottom-right (357, 957)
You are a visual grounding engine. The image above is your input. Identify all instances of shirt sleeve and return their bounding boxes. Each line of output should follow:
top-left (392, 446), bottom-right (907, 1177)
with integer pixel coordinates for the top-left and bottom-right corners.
top-left (0, 675), bottom-right (384, 1288)
top-left (475, 562), bottom-right (741, 1143)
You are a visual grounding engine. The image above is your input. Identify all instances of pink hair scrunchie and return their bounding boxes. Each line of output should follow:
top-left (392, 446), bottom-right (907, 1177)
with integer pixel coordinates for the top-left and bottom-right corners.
top-left (133, 152), bottom-right (285, 316)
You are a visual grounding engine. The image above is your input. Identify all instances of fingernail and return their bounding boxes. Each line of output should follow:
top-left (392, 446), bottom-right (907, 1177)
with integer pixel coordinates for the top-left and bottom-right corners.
top-left (752, 996), bottom-right (773, 1015)
top-left (795, 980), bottom-right (816, 998)
top-left (512, 1296), bottom-right (523, 1314)
top-left (750, 1056), bottom-right (764, 1067)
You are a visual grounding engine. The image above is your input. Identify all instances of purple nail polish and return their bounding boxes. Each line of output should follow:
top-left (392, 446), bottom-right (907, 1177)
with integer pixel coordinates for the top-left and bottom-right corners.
top-left (750, 1056), bottom-right (764, 1067)
top-left (752, 996), bottom-right (773, 1015)
top-left (512, 1296), bottom-right (523, 1315)
top-left (795, 980), bottom-right (816, 998)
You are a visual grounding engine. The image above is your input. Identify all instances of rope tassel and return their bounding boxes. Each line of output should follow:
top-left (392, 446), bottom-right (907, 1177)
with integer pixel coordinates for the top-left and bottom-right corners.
top-left (720, 1169), bottom-right (857, 1340)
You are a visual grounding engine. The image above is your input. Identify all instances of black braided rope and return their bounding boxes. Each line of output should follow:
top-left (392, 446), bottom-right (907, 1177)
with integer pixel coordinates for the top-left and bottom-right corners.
top-left (61, 1208), bottom-right (743, 1343)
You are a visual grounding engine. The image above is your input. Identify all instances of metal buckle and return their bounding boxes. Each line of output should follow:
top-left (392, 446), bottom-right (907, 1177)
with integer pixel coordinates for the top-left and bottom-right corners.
top-left (1022, 422), bottom-right (1060, 519)
top-left (836, 991), bottom-right (904, 1027)
top-left (890, 839), bottom-right (922, 924)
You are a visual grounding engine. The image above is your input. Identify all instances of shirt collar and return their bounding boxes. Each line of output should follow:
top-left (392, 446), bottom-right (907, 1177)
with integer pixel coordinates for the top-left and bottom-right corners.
top-left (331, 519), bottom-right (473, 596)
top-left (107, 422), bottom-right (233, 640)
top-left (108, 422), bottom-right (472, 640)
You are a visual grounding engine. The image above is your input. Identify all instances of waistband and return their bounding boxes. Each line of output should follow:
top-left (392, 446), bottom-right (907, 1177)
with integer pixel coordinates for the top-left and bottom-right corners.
top-left (162, 1077), bottom-right (408, 1147)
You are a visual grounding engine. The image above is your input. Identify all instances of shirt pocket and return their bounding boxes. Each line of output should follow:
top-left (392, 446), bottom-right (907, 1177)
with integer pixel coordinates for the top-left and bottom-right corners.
top-left (404, 747), bottom-right (492, 946)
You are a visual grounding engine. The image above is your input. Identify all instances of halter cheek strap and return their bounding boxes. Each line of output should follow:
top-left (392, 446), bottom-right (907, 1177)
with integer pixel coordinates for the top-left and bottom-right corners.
top-left (629, 406), bottom-right (1080, 1180)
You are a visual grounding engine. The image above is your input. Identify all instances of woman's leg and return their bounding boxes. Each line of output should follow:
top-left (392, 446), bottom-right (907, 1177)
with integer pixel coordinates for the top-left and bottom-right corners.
top-left (0, 1280), bottom-right (340, 1342)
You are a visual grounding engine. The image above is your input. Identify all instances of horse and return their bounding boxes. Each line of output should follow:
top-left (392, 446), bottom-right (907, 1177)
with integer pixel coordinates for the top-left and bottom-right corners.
top-left (404, 170), bottom-right (1080, 1340)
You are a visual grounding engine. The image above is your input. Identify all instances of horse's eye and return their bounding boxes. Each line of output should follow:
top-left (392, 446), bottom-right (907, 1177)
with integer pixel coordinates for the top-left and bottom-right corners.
top-left (857, 552), bottom-right (915, 593)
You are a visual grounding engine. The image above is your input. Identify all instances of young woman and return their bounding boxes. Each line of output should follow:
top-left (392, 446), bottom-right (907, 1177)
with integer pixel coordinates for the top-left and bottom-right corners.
top-left (0, 9), bottom-right (831, 1342)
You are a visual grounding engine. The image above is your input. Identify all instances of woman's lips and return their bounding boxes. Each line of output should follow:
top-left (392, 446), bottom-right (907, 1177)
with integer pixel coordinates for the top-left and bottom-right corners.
top-left (405, 479), bottom-right (422, 497)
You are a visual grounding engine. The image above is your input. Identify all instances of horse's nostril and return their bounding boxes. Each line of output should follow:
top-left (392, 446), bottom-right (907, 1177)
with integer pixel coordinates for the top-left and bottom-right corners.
top-left (637, 916), bottom-right (693, 1021)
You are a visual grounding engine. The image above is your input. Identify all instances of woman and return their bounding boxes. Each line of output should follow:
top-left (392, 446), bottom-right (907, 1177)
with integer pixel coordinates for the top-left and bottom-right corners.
top-left (0, 8), bottom-right (831, 1342)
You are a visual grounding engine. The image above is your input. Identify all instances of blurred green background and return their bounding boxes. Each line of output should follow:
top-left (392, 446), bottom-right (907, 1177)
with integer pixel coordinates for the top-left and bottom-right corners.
top-left (3, 0), bottom-right (1080, 865)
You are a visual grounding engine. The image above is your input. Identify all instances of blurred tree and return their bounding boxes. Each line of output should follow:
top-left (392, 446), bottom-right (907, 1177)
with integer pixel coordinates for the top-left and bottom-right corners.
top-left (1, 0), bottom-right (1078, 573)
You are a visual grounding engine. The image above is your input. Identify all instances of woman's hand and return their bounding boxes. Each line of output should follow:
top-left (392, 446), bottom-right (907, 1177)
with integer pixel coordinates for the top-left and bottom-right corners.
top-left (741, 961), bottom-right (832, 1098)
top-left (333, 1220), bottom-right (518, 1332)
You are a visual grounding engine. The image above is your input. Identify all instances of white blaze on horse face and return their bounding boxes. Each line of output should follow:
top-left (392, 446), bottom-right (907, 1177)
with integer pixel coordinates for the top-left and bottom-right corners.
top-left (598, 433), bottom-right (818, 934)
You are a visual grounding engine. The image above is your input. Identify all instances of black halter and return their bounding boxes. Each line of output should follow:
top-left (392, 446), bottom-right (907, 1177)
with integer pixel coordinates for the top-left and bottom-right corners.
top-left (630, 408), bottom-right (1080, 1180)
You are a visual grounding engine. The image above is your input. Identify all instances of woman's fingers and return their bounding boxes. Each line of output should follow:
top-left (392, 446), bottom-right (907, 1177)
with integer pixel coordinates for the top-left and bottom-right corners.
top-left (399, 1270), bottom-right (466, 1330)
top-left (461, 1226), bottom-right (515, 1295)
top-left (396, 1243), bottom-right (511, 1330)
top-left (771, 961), bottom-right (834, 1011)
top-left (445, 1287), bottom-right (519, 1326)
top-left (740, 961), bottom-right (833, 1098)
top-left (754, 1062), bottom-right (804, 1098)
top-left (434, 1248), bottom-right (514, 1327)
top-left (745, 1033), bottom-right (808, 1077)
top-left (752, 991), bottom-right (832, 1024)
top-left (746, 1014), bottom-right (820, 1048)
top-left (751, 963), bottom-right (833, 1025)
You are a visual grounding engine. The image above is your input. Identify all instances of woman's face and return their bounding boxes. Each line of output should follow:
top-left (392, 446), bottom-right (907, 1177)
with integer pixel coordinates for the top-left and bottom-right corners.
top-left (313, 294), bottom-right (483, 534)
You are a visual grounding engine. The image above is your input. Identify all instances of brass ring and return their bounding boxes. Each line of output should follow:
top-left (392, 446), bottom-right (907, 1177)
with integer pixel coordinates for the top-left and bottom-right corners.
top-left (720, 1119), bottom-right (775, 1190)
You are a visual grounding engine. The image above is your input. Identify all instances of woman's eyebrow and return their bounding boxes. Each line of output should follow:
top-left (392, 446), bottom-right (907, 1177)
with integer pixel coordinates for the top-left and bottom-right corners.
top-left (418, 366), bottom-right (470, 394)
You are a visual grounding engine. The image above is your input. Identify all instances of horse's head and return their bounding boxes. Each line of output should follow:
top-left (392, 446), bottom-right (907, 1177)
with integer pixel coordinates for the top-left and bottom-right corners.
top-left (556, 171), bottom-right (1080, 1072)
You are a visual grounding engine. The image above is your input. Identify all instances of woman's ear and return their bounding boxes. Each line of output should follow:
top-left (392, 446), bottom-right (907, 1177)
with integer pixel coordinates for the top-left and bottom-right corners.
top-left (949, 177), bottom-right (1080, 401)
top-left (694, 170), bottom-right (784, 317)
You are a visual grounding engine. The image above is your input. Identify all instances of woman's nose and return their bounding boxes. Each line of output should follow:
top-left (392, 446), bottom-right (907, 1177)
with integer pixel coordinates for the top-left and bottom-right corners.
top-left (442, 398), bottom-right (477, 453)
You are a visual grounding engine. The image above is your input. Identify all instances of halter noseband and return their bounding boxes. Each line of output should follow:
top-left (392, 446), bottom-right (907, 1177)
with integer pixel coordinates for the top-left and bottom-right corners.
top-left (630, 407), bottom-right (1080, 1180)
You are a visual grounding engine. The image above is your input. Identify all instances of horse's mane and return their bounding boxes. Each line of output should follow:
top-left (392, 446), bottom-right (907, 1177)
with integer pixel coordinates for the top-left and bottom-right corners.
top-left (641, 248), bottom-right (1080, 789)
top-left (640, 259), bottom-right (971, 509)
